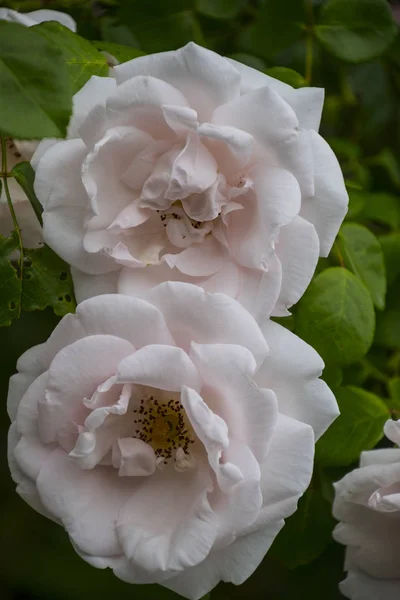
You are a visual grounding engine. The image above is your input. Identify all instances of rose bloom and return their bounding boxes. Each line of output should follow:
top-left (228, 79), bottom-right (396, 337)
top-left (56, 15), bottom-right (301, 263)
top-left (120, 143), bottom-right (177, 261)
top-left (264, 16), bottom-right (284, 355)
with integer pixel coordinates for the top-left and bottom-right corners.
top-left (8, 282), bottom-right (338, 599)
top-left (33, 43), bottom-right (348, 321)
top-left (0, 139), bottom-right (43, 249)
top-left (0, 7), bottom-right (76, 31)
top-left (333, 419), bottom-right (400, 600)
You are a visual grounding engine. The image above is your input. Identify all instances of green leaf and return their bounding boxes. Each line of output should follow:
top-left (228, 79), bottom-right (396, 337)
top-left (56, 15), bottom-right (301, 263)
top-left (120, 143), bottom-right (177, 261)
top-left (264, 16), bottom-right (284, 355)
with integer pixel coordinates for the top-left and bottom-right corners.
top-left (92, 42), bottom-right (145, 64)
top-left (321, 364), bottom-right (343, 389)
top-left (315, 0), bottom-right (398, 63)
top-left (265, 67), bottom-right (306, 88)
top-left (228, 53), bottom-right (266, 71)
top-left (22, 245), bottom-right (76, 317)
top-left (0, 232), bottom-right (21, 326)
top-left (359, 192), bottom-right (400, 231)
top-left (0, 21), bottom-right (72, 139)
top-left (336, 223), bottom-right (386, 310)
top-left (239, 0), bottom-right (306, 60)
top-left (270, 489), bottom-right (335, 569)
top-left (367, 148), bottom-right (400, 190)
top-left (11, 161), bottom-right (43, 226)
top-left (295, 267), bottom-right (375, 366)
top-left (196, 0), bottom-right (246, 19)
top-left (316, 386), bottom-right (389, 466)
top-left (388, 377), bottom-right (400, 411)
top-left (379, 234), bottom-right (400, 286)
top-left (346, 189), bottom-right (366, 221)
top-left (33, 22), bottom-right (109, 94)
top-left (118, 0), bottom-right (203, 53)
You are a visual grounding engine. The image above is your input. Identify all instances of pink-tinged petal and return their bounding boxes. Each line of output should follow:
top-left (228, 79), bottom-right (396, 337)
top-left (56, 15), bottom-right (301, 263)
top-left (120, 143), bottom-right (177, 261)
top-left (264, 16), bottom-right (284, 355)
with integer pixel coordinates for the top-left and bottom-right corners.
top-left (83, 228), bottom-right (117, 254)
top-left (384, 420), bottom-right (400, 446)
top-left (82, 126), bottom-right (152, 229)
top-left (162, 523), bottom-right (283, 600)
top-left (139, 146), bottom-right (181, 210)
top-left (8, 423), bottom-right (56, 522)
top-left (115, 42), bottom-right (241, 121)
top-left (40, 335), bottom-right (134, 442)
top-left (360, 448), bottom-right (400, 468)
top-left (121, 139), bottom-right (171, 191)
top-left (166, 133), bottom-right (218, 201)
top-left (301, 131), bottom-right (348, 257)
top-left (227, 59), bottom-right (324, 130)
top-left (14, 434), bottom-right (54, 482)
top-left (16, 372), bottom-right (48, 436)
top-left (227, 167), bottom-right (301, 270)
top-left (255, 320), bottom-right (339, 440)
top-left (7, 372), bottom-right (36, 420)
top-left (198, 122), bottom-right (254, 175)
top-left (200, 261), bottom-right (241, 298)
top-left (118, 262), bottom-right (192, 297)
top-left (162, 104), bottom-right (199, 135)
top-left (116, 465), bottom-right (217, 573)
top-left (145, 282), bottom-right (268, 366)
top-left (164, 235), bottom-right (227, 277)
top-left (109, 202), bottom-right (150, 230)
top-left (35, 139), bottom-right (117, 274)
top-left (189, 343), bottom-right (278, 462)
top-left (68, 76), bottom-right (116, 140)
top-left (112, 438), bottom-right (157, 477)
top-left (106, 75), bottom-right (189, 139)
top-left (36, 448), bottom-right (134, 557)
top-left (112, 217), bottom-right (166, 266)
top-left (117, 345), bottom-right (201, 392)
top-left (24, 8), bottom-right (76, 30)
top-left (182, 174), bottom-right (227, 222)
top-left (71, 268), bottom-right (120, 303)
top-left (30, 138), bottom-right (59, 170)
top-left (75, 293), bottom-right (175, 346)
top-left (236, 253), bottom-right (283, 323)
top-left (180, 386), bottom-right (232, 488)
top-left (339, 569), bottom-right (400, 600)
top-left (272, 215), bottom-right (320, 317)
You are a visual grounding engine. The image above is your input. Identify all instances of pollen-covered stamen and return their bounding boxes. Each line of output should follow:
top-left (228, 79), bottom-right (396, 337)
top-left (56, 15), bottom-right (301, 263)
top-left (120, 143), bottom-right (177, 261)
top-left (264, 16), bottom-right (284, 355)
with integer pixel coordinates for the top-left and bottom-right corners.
top-left (132, 395), bottom-right (195, 468)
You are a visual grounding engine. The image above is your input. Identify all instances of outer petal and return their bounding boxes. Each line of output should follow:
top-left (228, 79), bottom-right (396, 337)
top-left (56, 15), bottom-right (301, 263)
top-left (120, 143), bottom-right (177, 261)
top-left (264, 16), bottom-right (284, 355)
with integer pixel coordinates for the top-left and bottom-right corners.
top-left (40, 335), bottom-right (134, 442)
top-left (115, 42), bottom-right (241, 121)
top-left (189, 343), bottom-right (278, 462)
top-left (236, 255), bottom-right (283, 323)
top-left (71, 268), bottom-right (120, 303)
top-left (272, 215), bottom-right (320, 317)
top-left (145, 282), bottom-right (268, 366)
top-left (75, 294), bottom-right (175, 347)
top-left (36, 139), bottom-right (117, 274)
top-left (339, 568), bottom-right (400, 600)
top-left (227, 58), bottom-right (324, 130)
top-left (300, 131), bottom-right (348, 257)
top-left (68, 76), bottom-right (116, 140)
top-left (116, 465), bottom-right (217, 574)
top-left (7, 372), bottom-right (36, 420)
top-left (116, 345), bottom-right (201, 392)
top-left (36, 448), bottom-right (134, 557)
top-left (255, 320), bottom-right (338, 440)
top-left (24, 9), bottom-right (76, 31)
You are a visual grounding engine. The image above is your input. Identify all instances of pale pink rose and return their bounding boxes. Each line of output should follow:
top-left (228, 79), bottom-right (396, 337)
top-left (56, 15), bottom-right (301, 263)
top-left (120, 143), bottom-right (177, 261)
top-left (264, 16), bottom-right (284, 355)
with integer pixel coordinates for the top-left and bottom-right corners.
top-left (333, 419), bottom-right (400, 600)
top-left (0, 7), bottom-right (76, 31)
top-left (8, 282), bottom-right (338, 599)
top-left (33, 43), bottom-right (348, 321)
top-left (0, 139), bottom-right (43, 249)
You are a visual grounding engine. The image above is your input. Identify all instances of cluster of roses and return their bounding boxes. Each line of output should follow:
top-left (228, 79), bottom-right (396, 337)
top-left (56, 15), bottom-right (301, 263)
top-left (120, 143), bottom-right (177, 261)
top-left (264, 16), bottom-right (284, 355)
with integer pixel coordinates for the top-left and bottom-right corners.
top-left (3, 9), bottom-right (400, 600)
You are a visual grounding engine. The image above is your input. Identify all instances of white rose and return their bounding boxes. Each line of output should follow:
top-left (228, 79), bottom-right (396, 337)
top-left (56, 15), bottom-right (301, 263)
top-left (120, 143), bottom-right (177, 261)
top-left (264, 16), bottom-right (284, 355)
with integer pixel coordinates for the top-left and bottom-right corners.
top-left (0, 7), bottom-right (76, 31)
top-left (333, 419), bottom-right (400, 600)
top-left (8, 282), bottom-right (338, 599)
top-left (32, 42), bottom-right (348, 321)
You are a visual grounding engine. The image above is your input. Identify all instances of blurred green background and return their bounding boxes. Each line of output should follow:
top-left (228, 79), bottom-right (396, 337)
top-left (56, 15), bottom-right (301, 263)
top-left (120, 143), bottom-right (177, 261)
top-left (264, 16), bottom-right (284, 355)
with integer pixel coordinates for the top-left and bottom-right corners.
top-left (1, 0), bottom-right (400, 598)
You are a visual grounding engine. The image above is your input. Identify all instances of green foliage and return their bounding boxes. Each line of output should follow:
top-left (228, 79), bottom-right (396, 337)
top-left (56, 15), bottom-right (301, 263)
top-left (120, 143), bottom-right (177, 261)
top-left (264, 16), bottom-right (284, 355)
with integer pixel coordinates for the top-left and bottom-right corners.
top-left (0, 232), bottom-right (21, 326)
top-left (315, 0), bottom-right (398, 63)
top-left (270, 489), bottom-right (335, 569)
top-left (196, 0), bottom-right (246, 19)
top-left (92, 41), bottom-right (145, 63)
top-left (265, 67), bottom-right (307, 88)
top-left (336, 222), bottom-right (386, 309)
top-left (239, 0), bottom-right (306, 60)
top-left (316, 386), bottom-right (389, 466)
top-left (11, 161), bottom-right (43, 225)
top-left (296, 267), bottom-right (375, 366)
top-left (0, 21), bottom-right (72, 138)
top-left (33, 22), bottom-right (109, 94)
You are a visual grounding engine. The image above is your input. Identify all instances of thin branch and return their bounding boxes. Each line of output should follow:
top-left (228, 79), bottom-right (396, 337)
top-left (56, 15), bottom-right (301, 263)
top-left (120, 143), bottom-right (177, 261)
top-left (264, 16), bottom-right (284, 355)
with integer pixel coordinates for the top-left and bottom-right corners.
top-left (1, 135), bottom-right (24, 283)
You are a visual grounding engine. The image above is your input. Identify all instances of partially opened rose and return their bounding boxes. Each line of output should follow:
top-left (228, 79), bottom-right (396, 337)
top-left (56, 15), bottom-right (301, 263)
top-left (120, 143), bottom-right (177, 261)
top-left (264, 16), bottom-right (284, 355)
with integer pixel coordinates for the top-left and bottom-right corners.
top-left (8, 282), bottom-right (338, 599)
top-left (33, 43), bottom-right (348, 320)
top-left (333, 419), bottom-right (400, 600)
